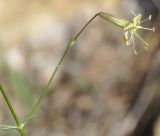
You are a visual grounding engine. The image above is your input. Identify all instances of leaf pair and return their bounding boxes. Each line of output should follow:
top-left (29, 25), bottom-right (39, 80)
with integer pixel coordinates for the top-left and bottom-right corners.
top-left (0, 115), bottom-right (37, 131)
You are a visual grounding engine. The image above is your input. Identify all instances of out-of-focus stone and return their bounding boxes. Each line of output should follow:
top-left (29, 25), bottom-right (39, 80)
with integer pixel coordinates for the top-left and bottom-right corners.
top-left (76, 95), bottom-right (93, 111)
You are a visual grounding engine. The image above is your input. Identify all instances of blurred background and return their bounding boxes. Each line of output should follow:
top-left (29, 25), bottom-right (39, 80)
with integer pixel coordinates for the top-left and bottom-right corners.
top-left (0, 0), bottom-right (160, 136)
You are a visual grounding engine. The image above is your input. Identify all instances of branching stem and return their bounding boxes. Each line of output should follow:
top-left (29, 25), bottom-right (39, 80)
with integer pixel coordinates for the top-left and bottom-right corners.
top-left (0, 11), bottom-right (154, 136)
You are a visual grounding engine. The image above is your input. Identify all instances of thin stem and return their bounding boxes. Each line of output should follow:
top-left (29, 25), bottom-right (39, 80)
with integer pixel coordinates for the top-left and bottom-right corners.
top-left (75, 13), bottom-right (100, 39)
top-left (23, 12), bottom-right (100, 123)
top-left (0, 85), bottom-right (20, 127)
top-left (23, 39), bottom-right (72, 122)
top-left (0, 85), bottom-right (25, 136)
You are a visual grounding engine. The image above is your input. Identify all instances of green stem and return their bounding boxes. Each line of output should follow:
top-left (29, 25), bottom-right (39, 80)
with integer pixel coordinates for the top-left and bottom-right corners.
top-left (23, 37), bottom-right (75, 123)
top-left (23, 12), bottom-right (100, 123)
top-left (0, 85), bottom-right (25, 136)
top-left (0, 85), bottom-right (20, 127)
top-left (0, 11), bottom-right (154, 136)
top-left (0, 12), bottom-right (105, 136)
top-left (75, 13), bottom-right (100, 39)
top-left (19, 127), bottom-right (25, 136)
